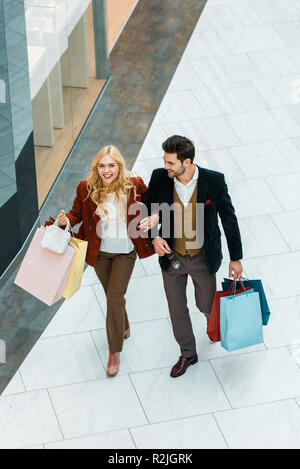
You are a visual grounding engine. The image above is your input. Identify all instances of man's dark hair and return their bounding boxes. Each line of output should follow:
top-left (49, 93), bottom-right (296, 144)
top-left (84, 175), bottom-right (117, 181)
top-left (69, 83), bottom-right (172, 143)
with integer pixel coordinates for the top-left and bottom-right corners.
top-left (162, 135), bottom-right (195, 163)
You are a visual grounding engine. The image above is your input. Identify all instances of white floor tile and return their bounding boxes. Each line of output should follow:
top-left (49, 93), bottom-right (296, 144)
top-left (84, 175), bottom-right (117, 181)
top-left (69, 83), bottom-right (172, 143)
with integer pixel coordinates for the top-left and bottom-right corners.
top-left (215, 400), bottom-right (300, 449)
top-left (223, 179), bottom-right (283, 218)
top-left (163, 115), bottom-right (240, 151)
top-left (140, 254), bottom-right (161, 276)
top-left (271, 210), bottom-right (300, 250)
top-left (167, 61), bottom-right (204, 92)
top-left (0, 390), bottom-right (63, 449)
top-left (19, 333), bottom-right (106, 391)
top-left (154, 90), bottom-right (205, 124)
top-left (229, 139), bottom-right (300, 178)
top-left (194, 4), bottom-right (228, 32)
top-left (44, 429), bottom-right (136, 449)
top-left (271, 0), bottom-right (300, 22)
top-left (197, 1), bottom-right (283, 30)
top-left (23, 445), bottom-right (44, 449)
top-left (211, 348), bottom-right (300, 407)
top-left (191, 54), bottom-right (263, 86)
top-left (130, 364), bottom-right (231, 423)
top-left (2, 371), bottom-right (25, 396)
top-left (41, 286), bottom-right (106, 338)
top-left (227, 108), bottom-right (300, 145)
top-left (237, 215), bottom-right (289, 259)
top-left (271, 21), bottom-right (300, 47)
top-left (195, 149), bottom-right (245, 182)
top-left (91, 319), bottom-right (179, 375)
top-left (285, 103), bottom-right (300, 128)
top-left (252, 75), bottom-right (300, 108)
top-left (185, 31), bottom-right (230, 60)
top-left (217, 24), bottom-right (285, 54)
top-left (289, 345), bottom-right (300, 367)
top-left (81, 266), bottom-right (99, 286)
top-left (243, 251), bottom-right (300, 300)
top-left (131, 258), bottom-right (148, 278)
top-left (136, 125), bottom-right (167, 161)
top-left (292, 136), bottom-right (300, 150)
top-left (193, 82), bottom-right (267, 117)
top-left (248, 47), bottom-right (300, 79)
top-left (266, 173), bottom-right (300, 211)
top-left (131, 158), bottom-right (164, 185)
top-left (264, 297), bottom-right (300, 348)
top-left (49, 376), bottom-right (147, 439)
top-left (131, 414), bottom-right (228, 449)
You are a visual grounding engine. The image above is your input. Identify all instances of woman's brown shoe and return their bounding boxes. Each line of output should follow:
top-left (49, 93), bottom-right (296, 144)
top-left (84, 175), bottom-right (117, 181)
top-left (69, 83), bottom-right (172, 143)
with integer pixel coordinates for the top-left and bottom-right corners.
top-left (106, 352), bottom-right (120, 377)
top-left (124, 328), bottom-right (130, 339)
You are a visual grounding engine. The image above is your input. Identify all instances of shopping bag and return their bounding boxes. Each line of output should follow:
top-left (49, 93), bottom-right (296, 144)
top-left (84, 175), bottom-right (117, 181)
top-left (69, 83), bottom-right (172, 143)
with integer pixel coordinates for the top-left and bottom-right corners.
top-left (222, 277), bottom-right (270, 325)
top-left (15, 227), bottom-right (76, 306)
top-left (63, 237), bottom-right (88, 299)
top-left (220, 289), bottom-right (264, 352)
top-left (207, 280), bottom-right (253, 342)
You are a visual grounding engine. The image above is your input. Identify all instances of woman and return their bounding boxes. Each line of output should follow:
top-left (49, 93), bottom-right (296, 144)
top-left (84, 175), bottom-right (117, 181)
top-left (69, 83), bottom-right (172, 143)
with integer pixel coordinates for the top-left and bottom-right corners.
top-left (55, 145), bottom-right (157, 377)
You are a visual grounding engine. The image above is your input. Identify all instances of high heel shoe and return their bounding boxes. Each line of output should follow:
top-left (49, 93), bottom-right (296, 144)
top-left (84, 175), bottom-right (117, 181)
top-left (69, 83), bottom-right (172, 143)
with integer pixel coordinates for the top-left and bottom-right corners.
top-left (124, 327), bottom-right (130, 339)
top-left (106, 352), bottom-right (120, 377)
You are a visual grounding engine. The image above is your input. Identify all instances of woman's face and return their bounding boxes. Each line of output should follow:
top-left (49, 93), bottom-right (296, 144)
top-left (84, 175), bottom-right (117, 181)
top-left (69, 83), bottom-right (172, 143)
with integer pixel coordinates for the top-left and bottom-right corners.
top-left (98, 155), bottom-right (120, 185)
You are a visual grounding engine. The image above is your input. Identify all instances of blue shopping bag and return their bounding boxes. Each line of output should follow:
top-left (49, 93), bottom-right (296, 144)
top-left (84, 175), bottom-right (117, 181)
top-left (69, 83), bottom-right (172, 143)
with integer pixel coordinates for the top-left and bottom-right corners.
top-left (222, 278), bottom-right (270, 325)
top-left (220, 289), bottom-right (264, 352)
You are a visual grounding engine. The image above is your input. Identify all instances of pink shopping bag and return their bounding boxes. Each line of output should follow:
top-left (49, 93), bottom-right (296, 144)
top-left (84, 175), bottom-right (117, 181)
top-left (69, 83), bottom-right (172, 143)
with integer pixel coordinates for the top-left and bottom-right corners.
top-left (15, 227), bottom-right (76, 306)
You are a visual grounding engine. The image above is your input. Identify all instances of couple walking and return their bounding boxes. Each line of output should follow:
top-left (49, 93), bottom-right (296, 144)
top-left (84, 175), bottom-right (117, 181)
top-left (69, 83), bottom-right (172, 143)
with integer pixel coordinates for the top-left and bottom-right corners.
top-left (56, 135), bottom-right (243, 377)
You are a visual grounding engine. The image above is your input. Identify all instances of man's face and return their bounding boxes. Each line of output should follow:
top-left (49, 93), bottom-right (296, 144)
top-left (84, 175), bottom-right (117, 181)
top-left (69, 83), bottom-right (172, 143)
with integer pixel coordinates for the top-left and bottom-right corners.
top-left (164, 152), bottom-right (188, 178)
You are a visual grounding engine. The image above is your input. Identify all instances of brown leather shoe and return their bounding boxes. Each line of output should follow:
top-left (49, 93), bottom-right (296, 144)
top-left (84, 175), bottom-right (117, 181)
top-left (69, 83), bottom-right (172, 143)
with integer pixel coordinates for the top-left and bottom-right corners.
top-left (170, 355), bottom-right (198, 378)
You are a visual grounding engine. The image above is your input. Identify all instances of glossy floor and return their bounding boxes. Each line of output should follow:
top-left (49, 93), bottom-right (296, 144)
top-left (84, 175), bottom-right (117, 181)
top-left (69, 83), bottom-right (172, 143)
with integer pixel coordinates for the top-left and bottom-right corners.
top-left (1, 0), bottom-right (300, 449)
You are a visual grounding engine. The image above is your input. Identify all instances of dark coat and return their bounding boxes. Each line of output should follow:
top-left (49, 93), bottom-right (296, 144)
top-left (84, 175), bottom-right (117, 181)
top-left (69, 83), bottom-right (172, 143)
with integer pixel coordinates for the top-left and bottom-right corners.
top-left (142, 165), bottom-right (243, 274)
top-left (45, 177), bottom-right (155, 267)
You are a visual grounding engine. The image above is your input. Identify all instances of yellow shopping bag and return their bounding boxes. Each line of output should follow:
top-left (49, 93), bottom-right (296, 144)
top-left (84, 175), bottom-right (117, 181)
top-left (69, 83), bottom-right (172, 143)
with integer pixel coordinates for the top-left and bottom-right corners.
top-left (63, 237), bottom-right (88, 299)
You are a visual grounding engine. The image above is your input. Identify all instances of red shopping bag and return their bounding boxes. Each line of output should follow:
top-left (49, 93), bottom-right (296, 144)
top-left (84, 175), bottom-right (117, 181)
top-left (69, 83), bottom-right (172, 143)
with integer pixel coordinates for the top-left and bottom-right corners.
top-left (207, 280), bottom-right (252, 342)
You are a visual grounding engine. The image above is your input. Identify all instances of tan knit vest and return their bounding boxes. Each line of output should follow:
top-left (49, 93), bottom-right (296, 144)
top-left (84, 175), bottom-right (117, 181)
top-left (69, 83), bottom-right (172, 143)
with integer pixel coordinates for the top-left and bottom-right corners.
top-left (173, 184), bottom-right (201, 257)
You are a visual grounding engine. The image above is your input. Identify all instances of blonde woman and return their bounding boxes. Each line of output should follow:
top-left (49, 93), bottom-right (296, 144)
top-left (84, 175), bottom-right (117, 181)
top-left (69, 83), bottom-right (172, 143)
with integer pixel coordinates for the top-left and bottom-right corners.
top-left (55, 146), bottom-right (157, 376)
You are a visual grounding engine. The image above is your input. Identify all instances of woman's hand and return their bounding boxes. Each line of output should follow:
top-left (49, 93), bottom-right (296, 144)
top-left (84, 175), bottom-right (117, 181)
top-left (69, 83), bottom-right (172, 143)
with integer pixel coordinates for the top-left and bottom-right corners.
top-left (57, 210), bottom-right (68, 226)
top-left (139, 211), bottom-right (160, 232)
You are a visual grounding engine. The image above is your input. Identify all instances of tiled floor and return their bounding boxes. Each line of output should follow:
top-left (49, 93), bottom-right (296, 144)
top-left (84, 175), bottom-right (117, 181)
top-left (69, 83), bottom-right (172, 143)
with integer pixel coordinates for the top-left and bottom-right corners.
top-left (2, 0), bottom-right (300, 449)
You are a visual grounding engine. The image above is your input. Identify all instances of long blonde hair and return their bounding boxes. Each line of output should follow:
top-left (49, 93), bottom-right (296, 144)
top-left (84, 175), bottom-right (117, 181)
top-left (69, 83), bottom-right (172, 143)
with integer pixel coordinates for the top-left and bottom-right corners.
top-left (86, 145), bottom-right (137, 220)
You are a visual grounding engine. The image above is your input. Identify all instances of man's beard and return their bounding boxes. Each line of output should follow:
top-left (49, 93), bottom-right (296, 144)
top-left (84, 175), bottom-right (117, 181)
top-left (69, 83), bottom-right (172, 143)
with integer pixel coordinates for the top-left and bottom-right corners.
top-left (167, 165), bottom-right (185, 178)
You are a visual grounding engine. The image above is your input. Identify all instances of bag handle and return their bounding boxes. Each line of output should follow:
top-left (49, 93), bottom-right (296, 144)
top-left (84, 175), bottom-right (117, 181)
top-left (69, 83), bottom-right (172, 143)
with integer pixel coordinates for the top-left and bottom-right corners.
top-left (54, 217), bottom-right (70, 233)
top-left (228, 279), bottom-right (246, 295)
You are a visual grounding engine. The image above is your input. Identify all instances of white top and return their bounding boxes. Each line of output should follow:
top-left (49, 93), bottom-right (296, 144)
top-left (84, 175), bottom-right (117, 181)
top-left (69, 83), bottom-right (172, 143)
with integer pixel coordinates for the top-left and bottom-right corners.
top-left (174, 165), bottom-right (198, 207)
top-left (98, 194), bottom-right (134, 254)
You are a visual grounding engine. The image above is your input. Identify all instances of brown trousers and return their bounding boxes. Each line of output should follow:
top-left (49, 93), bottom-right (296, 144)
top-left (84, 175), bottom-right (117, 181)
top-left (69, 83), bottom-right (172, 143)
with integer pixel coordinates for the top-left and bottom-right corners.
top-left (162, 250), bottom-right (216, 358)
top-left (94, 249), bottom-right (137, 353)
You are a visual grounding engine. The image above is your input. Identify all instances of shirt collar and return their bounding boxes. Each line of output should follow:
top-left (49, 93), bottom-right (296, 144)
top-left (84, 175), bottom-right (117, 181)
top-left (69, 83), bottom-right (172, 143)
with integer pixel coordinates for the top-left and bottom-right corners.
top-left (174, 165), bottom-right (198, 188)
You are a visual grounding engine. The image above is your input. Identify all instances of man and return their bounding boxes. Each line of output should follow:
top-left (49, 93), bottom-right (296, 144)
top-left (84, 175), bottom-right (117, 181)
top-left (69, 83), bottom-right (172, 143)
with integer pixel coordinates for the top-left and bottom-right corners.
top-left (142, 135), bottom-right (243, 378)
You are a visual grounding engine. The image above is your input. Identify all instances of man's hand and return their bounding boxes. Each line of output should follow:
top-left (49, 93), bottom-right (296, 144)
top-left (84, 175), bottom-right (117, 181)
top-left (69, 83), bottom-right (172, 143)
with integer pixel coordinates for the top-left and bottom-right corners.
top-left (228, 260), bottom-right (243, 280)
top-left (139, 211), bottom-right (160, 232)
top-left (153, 237), bottom-right (171, 257)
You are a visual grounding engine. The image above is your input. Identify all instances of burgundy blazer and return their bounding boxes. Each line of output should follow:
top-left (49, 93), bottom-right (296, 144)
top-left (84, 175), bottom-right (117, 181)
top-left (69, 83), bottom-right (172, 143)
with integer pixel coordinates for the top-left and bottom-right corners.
top-left (45, 177), bottom-right (155, 267)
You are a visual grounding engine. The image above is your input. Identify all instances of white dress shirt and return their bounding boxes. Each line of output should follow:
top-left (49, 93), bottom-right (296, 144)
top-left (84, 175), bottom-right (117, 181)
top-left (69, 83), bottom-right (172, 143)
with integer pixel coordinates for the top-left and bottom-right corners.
top-left (98, 194), bottom-right (134, 254)
top-left (174, 165), bottom-right (198, 207)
